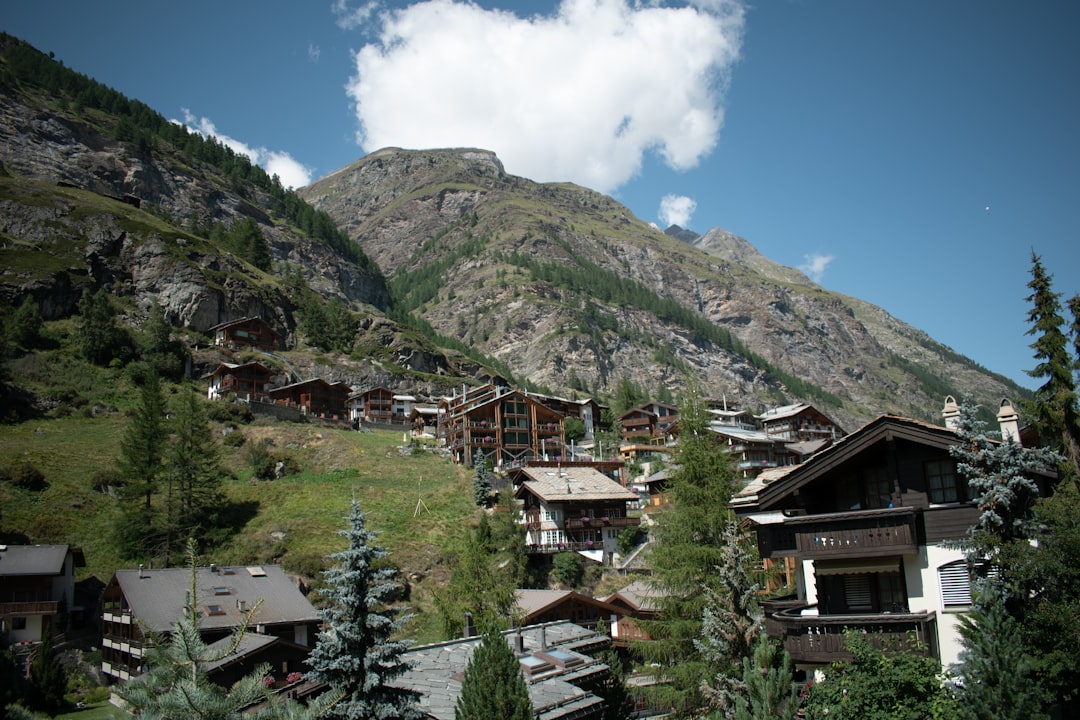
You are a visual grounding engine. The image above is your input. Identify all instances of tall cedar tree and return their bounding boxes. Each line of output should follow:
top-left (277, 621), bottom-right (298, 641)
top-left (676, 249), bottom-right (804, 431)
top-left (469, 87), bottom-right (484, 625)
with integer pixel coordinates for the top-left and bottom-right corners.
top-left (733, 636), bottom-right (798, 720)
top-left (114, 367), bottom-right (167, 560)
top-left (119, 540), bottom-right (333, 719)
top-left (1024, 253), bottom-right (1080, 480)
top-left (634, 385), bottom-right (738, 714)
top-left (955, 584), bottom-right (1047, 720)
top-left (307, 501), bottom-right (421, 720)
top-left (163, 385), bottom-right (225, 563)
top-left (693, 520), bottom-right (763, 715)
top-left (453, 627), bottom-right (533, 720)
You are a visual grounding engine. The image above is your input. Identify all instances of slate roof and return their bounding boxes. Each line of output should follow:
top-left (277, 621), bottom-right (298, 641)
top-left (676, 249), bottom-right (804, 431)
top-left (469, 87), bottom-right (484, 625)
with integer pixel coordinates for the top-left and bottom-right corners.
top-left (601, 580), bottom-right (664, 614)
top-left (514, 466), bottom-right (637, 503)
top-left (392, 621), bottom-right (611, 720)
top-left (514, 589), bottom-right (626, 622)
top-left (0, 545), bottom-right (84, 576)
top-left (110, 565), bottom-right (319, 634)
top-left (203, 632), bottom-right (279, 674)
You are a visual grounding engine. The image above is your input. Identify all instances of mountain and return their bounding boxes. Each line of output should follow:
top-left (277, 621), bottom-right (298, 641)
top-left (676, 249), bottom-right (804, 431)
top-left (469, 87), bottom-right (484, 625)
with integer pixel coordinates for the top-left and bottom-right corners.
top-left (0, 35), bottom-right (1025, 431)
top-left (300, 148), bottom-right (1024, 428)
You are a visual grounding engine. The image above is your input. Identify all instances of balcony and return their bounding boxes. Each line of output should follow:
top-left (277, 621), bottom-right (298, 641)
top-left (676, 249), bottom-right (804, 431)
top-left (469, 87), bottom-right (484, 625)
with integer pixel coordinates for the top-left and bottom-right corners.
top-left (0, 600), bottom-right (59, 615)
top-left (563, 515), bottom-right (639, 530)
top-left (765, 604), bottom-right (936, 664)
top-left (785, 507), bottom-right (917, 559)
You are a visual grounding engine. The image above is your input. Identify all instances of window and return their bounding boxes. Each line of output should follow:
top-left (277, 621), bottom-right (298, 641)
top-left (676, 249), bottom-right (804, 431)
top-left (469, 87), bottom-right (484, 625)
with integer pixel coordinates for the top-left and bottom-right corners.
top-left (938, 560), bottom-right (972, 610)
top-left (843, 576), bottom-right (872, 611)
top-left (12, 617), bottom-right (27, 630)
top-left (926, 460), bottom-right (964, 504)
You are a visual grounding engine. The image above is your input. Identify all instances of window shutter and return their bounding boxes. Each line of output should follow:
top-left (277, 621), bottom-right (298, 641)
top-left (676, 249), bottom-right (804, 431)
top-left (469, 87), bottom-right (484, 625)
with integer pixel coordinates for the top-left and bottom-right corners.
top-left (939, 561), bottom-right (972, 609)
top-left (843, 575), bottom-right (872, 611)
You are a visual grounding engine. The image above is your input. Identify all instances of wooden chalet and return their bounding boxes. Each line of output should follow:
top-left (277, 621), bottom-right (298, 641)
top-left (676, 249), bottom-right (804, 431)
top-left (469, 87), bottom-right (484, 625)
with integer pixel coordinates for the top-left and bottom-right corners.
top-left (439, 385), bottom-right (567, 468)
top-left (756, 402), bottom-right (844, 443)
top-left (205, 361), bottom-right (276, 402)
top-left (731, 398), bottom-right (1053, 670)
top-left (0, 545), bottom-right (85, 644)
top-left (207, 317), bottom-right (281, 352)
top-left (514, 589), bottom-right (628, 633)
top-left (513, 465), bottom-right (639, 564)
top-left (267, 378), bottom-right (350, 421)
top-left (617, 402), bottom-right (678, 443)
top-left (600, 580), bottom-right (665, 646)
top-left (350, 387), bottom-right (394, 424)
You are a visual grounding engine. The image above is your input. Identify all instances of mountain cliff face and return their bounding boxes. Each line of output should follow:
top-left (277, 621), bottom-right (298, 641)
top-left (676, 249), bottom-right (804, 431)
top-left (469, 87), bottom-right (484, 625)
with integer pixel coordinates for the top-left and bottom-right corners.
top-left (0, 35), bottom-right (1024, 430)
top-left (301, 147), bottom-right (1023, 429)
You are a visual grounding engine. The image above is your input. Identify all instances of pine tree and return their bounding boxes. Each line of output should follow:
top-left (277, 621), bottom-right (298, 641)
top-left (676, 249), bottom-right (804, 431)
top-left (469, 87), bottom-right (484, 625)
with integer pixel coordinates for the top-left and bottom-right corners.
top-left (307, 500), bottom-right (421, 720)
top-left (1024, 253), bottom-right (1080, 480)
top-left (593, 645), bottom-right (633, 720)
top-left (694, 520), bottom-right (763, 715)
top-left (634, 385), bottom-right (738, 713)
top-left (733, 636), bottom-right (798, 720)
top-left (114, 367), bottom-right (168, 560)
top-left (74, 288), bottom-right (125, 365)
top-left (955, 584), bottom-right (1046, 720)
top-left (8, 295), bottom-right (42, 349)
top-left (434, 521), bottom-right (521, 638)
top-left (26, 633), bottom-right (67, 716)
top-left (454, 627), bottom-right (533, 720)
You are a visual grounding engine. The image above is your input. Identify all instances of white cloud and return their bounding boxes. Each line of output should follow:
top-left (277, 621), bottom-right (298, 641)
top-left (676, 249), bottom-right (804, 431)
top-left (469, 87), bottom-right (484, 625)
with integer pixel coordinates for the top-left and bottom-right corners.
top-left (345, 0), bottom-right (745, 193)
top-left (178, 110), bottom-right (312, 189)
top-left (308, 43), bottom-right (321, 63)
top-left (658, 194), bottom-right (697, 228)
top-left (799, 253), bottom-right (835, 284)
top-left (332, 0), bottom-right (379, 30)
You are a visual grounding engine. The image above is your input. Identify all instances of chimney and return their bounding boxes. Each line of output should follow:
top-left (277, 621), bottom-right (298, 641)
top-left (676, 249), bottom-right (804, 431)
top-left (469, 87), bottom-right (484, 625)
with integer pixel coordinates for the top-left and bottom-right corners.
top-left (997, 399), bottom-right (1020, 444)
top-left (464, 612), bottom-right (475, 638)
top-left (513, 631), bottom-right (525, 655)
top-left (237, 599), bottom-right (247, 612)
top-left (539, 625), bottom-right (547, 651)
top-left (210, 563), bottom-right (218, 574)
top-left (138, 563), bottom-right (145, 578)
top-left (942, 395), bottom-right (960, 431)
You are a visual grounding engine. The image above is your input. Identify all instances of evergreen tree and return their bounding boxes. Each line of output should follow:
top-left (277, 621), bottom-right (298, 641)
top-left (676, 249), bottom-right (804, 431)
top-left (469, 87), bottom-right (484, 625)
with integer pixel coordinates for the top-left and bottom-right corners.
top-left (26, 633), bottom-right (67, 716)
top-left (733, 636), bottom-right (798, 720)
top-left (472, 449), bottom-right (493, 507)
top-left (307, 501), bottom-right (421, 720)
top-left (694, 520), bottom-right (763, 715)
top-left (1024, 253), bottom-right (1080, 480)
top-left (74, 288), bottom-right (125, 365)
top-left (163, 385), bottom-right (225, 561)
top-left (634, 385), bottom-right (738, 713)
top-left (434, 520), bottom-right (522, 638)
top-left (114, 367), bottom-right (167, 560)
top-left (594, 645), bottom-right (633, 720)
top-left (8, 296), bottom-right (42, 349)
top-left (454, 627), bottom-right (532, 720)
top-left (140, 300), bottom-right (187, 379)
top-left (955, 584), bottom-right (1046, 720)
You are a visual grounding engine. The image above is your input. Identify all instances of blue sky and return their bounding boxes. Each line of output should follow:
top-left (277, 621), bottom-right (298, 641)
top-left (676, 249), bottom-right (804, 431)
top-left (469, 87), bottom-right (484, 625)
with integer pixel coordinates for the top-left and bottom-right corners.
top-left (4, 1), bottom-right (1078, 393)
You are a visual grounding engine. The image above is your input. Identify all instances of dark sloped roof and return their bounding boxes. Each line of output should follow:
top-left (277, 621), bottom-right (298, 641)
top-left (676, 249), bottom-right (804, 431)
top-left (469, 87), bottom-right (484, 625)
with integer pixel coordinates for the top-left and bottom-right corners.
top-left (112, 565), bottom-right (319, 634)
top-left (0, 545), bottom-right (83, 576)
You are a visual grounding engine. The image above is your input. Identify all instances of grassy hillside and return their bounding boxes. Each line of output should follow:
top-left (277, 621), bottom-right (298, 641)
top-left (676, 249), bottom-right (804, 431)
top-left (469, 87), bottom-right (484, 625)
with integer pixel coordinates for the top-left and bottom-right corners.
top-left (0, 342), bottom-right (476, 643)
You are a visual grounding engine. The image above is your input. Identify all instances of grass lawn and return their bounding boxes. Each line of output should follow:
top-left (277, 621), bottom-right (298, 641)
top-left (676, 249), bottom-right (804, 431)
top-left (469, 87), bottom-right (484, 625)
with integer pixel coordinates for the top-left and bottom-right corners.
top-left (54, 701), bottom-right (127, 720)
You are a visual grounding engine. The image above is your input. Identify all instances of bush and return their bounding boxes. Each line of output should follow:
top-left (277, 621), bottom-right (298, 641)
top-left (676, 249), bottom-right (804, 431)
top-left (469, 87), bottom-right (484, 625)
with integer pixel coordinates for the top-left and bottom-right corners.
top-left (551, 552), bottom-right (583, 588)
top-left (90, 469), bottom-right (122, 493)
top-left (0, 461), bottom-right (48, 491)
top-left (222, 429), bottom-right (246, 447)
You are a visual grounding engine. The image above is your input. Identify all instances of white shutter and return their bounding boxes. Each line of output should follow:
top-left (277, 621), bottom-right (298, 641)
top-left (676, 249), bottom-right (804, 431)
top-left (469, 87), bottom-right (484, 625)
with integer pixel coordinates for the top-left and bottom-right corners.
top-left (938, 561), bottom-right (972, 609)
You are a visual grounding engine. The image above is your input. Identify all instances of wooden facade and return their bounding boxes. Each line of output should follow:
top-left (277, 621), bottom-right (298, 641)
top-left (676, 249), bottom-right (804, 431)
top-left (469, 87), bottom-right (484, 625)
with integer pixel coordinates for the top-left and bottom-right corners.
top-left (207, 317), bottom-right (280, 351)
top-left (267, 378), bottom-right (350, 421)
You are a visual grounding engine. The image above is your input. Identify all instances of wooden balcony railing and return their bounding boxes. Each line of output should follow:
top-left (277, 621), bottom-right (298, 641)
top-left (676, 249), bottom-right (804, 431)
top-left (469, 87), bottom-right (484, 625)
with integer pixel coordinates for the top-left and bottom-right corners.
top-left (786, 507), bottom-right (918, 559)
top-left (0, 600), bottom-right (59, 615)
top-left (764, 605), bottom-right (936, 664)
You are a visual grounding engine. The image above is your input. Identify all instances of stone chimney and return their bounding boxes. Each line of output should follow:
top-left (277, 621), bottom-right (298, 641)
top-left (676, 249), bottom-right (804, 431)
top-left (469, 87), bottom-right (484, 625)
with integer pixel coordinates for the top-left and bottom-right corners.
top-left (942, 395), bottom-right (961, 431)
top-left (997, 399), bottom-right (1020, 444)
top-left (464, 612), bottom-right (475, 638)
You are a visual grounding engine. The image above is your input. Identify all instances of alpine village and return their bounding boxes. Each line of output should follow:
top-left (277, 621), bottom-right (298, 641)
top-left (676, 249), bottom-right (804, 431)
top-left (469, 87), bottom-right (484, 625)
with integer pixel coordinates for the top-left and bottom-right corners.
top-left (1, 33), bottom-right (1079, 720)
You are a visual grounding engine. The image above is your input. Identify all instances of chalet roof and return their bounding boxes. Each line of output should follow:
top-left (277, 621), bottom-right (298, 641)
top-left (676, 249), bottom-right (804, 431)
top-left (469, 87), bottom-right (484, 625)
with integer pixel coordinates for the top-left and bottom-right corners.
top-left (452, 388), bottom-right (561, 419)
top-left (203, 361), bottom-right (274, 379)
top-left (729, 465), bottom-right (801, 509)
top-left (707, 425), bottom-right (775, 443)
top-left (514, 590), bottom-right (626, 621)
top-left (207, 317), bottom-right (278, 335)
top-left (110, 565), bottom-right (319, 634)
top-left (0, 545), bottom-right (84, 576)
top-left (391, 621), bottom-right (609, 720)
top-left (514, 466), bottom-right (637, 503)
top-left (268, 378), bottom-right (350, 394)
top-left (203, 632), bottom-right (279, 674)
top-left (748, 415), bottom-right (960, 510)
top-left (600, 579), bottom-right (665, 613)
top-left (349, 386), bottom-right (392, 399)
top-left (756, 403), bottom-right (813, 421)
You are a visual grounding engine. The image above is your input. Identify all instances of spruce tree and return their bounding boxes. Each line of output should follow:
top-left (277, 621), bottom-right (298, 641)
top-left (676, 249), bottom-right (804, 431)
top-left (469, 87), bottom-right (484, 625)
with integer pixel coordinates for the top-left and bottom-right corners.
top-left (733, 636), bottom-right (798, 720)
top-left (26, 633), bottom-right (67, 716)
top-left (114, 367), bottom-right (168, 560)
top-left (74, 288), bottom-right (125, 365)
top-left (694, 520), bottom-right (763, 715)
top-left (454, 627), bottom-right (532, 720)
top-left (9, 295), bottom-right (42, 349)
top-left (1024, 253), bottom-right (1080, 480)
top-left (307, 500), bottom-right (421, 720)
top-left (955, 584), bottom-right (1046, 720)
top-left (634, 385), bottom-right (737, 713)
top-left (472, 449), bottom-right (492, 507)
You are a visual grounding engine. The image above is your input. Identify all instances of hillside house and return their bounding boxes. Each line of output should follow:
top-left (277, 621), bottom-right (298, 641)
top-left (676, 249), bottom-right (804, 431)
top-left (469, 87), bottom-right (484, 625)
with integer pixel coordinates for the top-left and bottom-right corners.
top-left (600, 580), bottom-right (665, 647)
top-left (267, 378), bottom-right (350, 421)
top-left (439, 385), bottom-right (567, 468)
top-left (731, 398), bottom-right (1052, 671)
top-left (525, 391), bottom-right (604, 440)
top-left (757, 403), bottom-right (844, 443)
top-left (0, 544), bottom-right (85, 645)
top-left (513, 466), bottom-right (639, 564)
top-left (207, 317), bottom-right (280, 352)
top-left (514, 589), bottom-right (628, 632)
top-left (100, 564), bottom-right (319, 681)
top-left (349, 387), bottom-right (394, 424)
top-left (390, 621), bottom-right (615, 720)
top-left (205, 361), bottom-right (276, 402)
top-left (618, 402), bottom-right (678, 444)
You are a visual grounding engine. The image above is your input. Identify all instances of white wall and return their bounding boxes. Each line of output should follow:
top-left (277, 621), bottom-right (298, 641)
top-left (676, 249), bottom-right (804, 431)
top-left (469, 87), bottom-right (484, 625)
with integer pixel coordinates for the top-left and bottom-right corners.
top-left (916, 544), bottom-right (968, 668)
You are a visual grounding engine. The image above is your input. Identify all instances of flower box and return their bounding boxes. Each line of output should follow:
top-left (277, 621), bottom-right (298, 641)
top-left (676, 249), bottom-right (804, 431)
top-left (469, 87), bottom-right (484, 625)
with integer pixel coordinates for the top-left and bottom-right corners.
top-left (581, 517), bottom-right (591, 524)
